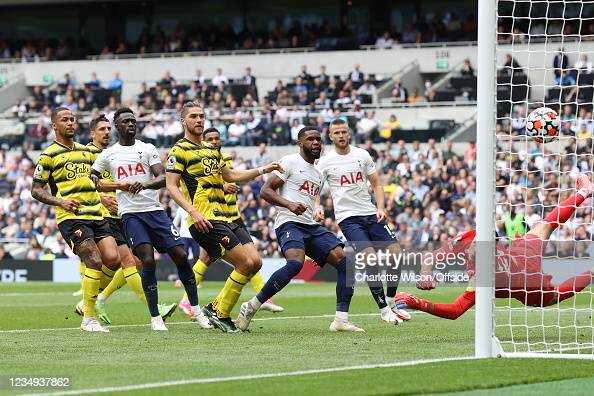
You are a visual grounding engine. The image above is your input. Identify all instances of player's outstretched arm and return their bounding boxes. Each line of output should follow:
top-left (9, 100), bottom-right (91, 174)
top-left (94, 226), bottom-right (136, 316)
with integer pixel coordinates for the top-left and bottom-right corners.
top-left (221, 162), bottom-right (284, 183)
top-left (165, 171), bottom-right (212, 233)
top-left (31, 180), bottom-right (79, 212)
top-left (128, 163), bottom-right (166, 193)
top-left (397, 288), bottom-right (476, 320)
top-left (261, 173), bottom-right (307, 215)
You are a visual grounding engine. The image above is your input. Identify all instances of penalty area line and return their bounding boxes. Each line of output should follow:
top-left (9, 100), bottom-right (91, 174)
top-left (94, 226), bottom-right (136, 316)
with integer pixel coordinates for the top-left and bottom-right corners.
top-left (24, 356), bottom-right (475, 396)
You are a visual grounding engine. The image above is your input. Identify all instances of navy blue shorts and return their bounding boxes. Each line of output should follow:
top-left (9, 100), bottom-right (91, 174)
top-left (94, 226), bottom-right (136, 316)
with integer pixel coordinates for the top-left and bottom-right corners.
top-left (339, 214), bottom-right (396, 250)
top-left (122, 210), bottom-right (183, 253)
top-left (276, 221), bottom-right (343, 266)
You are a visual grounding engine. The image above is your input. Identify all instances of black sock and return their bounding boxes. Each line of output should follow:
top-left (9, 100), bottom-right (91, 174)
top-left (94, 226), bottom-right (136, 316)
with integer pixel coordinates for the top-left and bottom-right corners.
top-left (335, 257), bottom-right (354, 312)
top-left (176, 262), bottom-right (198, 307)
top-left (368, 285), bottom-right (388, 309)
top-left (141, 266), bottom-right (160, 317)
top-left (256, 259), bottom-right (302, 303)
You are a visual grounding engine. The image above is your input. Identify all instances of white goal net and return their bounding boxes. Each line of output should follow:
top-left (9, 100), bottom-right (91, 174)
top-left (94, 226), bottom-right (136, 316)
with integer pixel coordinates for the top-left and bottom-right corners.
top-left (489, 0), bottom-right (594, 358)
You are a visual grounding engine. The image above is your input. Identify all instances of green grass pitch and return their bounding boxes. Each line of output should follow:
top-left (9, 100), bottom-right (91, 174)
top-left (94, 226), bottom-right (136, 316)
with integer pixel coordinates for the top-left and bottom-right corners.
top-left (1, 282), bottom-right (593, 395)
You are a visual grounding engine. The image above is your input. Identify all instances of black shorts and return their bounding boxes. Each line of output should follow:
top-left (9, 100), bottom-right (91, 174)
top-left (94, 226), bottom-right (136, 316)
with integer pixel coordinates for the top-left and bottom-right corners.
top-left (189, 220), bottom-right (253, 261)
top-left (58, 219), bottom-right (112, 252)
top-left (106, 217), bottom-right (127, 246)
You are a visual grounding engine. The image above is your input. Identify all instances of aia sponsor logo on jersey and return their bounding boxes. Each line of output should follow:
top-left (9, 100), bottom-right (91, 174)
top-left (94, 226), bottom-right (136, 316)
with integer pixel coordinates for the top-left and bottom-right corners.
top-left (117, 163), bottom-right (146, 178)
top-left (340, 171), bottom-right (364, 186)
top-left (298, 180), bottom-right (320, 196)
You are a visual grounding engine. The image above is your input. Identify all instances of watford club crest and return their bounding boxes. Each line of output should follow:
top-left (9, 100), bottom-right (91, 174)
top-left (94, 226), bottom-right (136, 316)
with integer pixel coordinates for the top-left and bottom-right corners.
top-left (73, 229), bottom-right (83, 238)
top-left (221, 236), bottom-right (230, 245)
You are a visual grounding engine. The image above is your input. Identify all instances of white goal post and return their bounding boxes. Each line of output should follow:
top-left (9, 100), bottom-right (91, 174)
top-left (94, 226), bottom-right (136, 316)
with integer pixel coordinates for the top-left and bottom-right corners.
top-left (477, 0), bottom-right (594, 359)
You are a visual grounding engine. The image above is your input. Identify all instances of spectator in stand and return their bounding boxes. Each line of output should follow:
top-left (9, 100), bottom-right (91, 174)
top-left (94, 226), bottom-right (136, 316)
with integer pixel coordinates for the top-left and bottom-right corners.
top-left (162, 114), bottom-right (183, 147)
top-left (297, 65), bottom-right (312, 82)
top-left (356, 111), bottom-right (379, 143)
top-left (252, 143), bottom-right (271, 168)
top-left (160, 69), bottom-right (175, 85)
top-left (10, 99), bottom-right (27, 120)
top-left (268, 114), bottom-right (290, 145)
top-left (293, 77), bottom-right (308, 97)
top-left (0, 246), bottom-right (13, 261)
top-left (245, 111), bottom-right (265, 145)
top-left (553, 48), bottom-right (569, 77)
top-left (391, 79), bottom-right (408, 103)
top-left (574, 54), bottom-right (593, 74)
top-left (356, 79), bottom-right (377, 96)
top-left (227, 114), bottom-right (249, 146)
top-left (87, 72), bottom-right (102, 88)
top-left (243, 67), bottom-right (256, 86)
top-left (107, 71), bottom-right (123, 89)
top-left (381, 114), bottom-right (401, 142)
top-left (349, 64), bottom-right (364, 82)
top-left (141, 118), bottom-right (163, 146)
top-left (407, 87), bottom-right (423, 104)
top-left (556, 70), bottom-right (576, 86)
top-left (460, 59), bottom-right (474, 76)
top-left (212, 67), bottom-right (229, 86)
top-left (375, 31), bottom-right (394, 49)
top-left (195, 69), bottom-right (205, 85)
top-left (318, 65), bottom-right (330, 85)
top-left (502, 54), bottom-right (523, 76)
top-left (290, 118), bottom-right (305, 143)
top-left (60, 94), bottom-right (77, 113)
top-left (28, 117), bottom-right (48, 150)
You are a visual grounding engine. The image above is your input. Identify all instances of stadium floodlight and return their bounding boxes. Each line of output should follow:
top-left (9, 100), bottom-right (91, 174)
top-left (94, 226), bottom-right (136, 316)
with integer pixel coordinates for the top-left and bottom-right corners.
top-left (477, 0), bottom-right (594, 359)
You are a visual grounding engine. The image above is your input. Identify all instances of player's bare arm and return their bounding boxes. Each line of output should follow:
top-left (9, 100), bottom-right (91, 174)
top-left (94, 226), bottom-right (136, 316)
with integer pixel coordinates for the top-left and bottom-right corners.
top-left (91, 170), bottom-right (131, 192)
top-left (261, 173), bottom-right (307, 215)
top-left (223, 183), bottom-right (240, 194)
top-left (31, 180), bottom-right (80, 212)
top-left (367, 172), bottom-right (387, 222)
top-left (129, 163), bottom-right (166, 194)
top-left (314, 194), bottom-right (324, 222)
top-left (221, 161), bottom-right (284, 183)
top-left (165, 171), bottom-right (213, 233)
top-left (99, 193), bottom-right (118, 216)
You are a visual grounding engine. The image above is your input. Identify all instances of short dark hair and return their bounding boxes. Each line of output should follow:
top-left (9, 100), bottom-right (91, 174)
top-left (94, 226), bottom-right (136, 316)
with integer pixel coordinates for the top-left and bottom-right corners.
top-left (202, 127), bottom-right (220, 138)
top-left (329, 118), bottom-right (347, 128)
top-left (180, 100), bottom-right (203, 119)
top-left (113, 107), bottom-right (134, 122)
top-left (51, 107), bottom-right (71, 123)
top-left (297, 126), bottom-right (320, 140)
top-left (89, 114), bottom-right (110, 131)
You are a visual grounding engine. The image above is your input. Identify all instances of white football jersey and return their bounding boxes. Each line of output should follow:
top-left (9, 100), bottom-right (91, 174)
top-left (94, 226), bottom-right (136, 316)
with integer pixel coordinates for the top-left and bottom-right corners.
top-left (316, 145), bottom-right (378, 224)
top-left (92, 140), bottom-right (164, 216)
top-left (272, 153), bottom-right (322, 229)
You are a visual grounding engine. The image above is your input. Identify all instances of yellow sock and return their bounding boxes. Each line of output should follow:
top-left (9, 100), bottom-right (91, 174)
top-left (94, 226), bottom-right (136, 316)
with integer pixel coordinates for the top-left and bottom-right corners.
top-left (250, 271), bottom-right (265, 293)
top-left (123, 266), bottom-right (147, 304)
top-left (214, 270), bottom-right (250, 318)
top-left (99, 265), bottom-right (116, 293)
top-left (183, 259), bottom-right (209, 301)
top-left (82, 268), bottom-right (101, 318)
top-left (79, 261), bottom-right (86, 284)
top-left (102, 268), bottom-right (126, 299)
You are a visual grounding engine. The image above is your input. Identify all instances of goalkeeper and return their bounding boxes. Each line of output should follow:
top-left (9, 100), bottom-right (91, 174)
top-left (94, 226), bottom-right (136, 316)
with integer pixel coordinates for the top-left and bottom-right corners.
top-left (397, 173), bottom-right (594, 319)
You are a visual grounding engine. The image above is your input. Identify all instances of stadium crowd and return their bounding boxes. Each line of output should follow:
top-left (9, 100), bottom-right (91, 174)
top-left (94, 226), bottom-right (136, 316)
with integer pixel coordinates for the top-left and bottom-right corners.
top-left (0, 12), bottom-right (480, 62)
top-left (2, 65), bottom-right (415, 150)
top-left (2, 131), bottom-right (592, 262)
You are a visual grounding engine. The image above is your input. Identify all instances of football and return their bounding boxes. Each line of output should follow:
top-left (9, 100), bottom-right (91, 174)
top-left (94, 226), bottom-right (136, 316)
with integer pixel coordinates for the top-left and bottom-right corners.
top-left (526, 107), bottom-right (560, 143)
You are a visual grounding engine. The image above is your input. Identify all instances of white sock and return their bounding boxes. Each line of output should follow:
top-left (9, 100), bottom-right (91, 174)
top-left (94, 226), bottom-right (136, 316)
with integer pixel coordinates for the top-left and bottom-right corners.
top-left (250, 296), bottom-right (263, 310)
top-left (387, 298), bottom-right (395, 308)
top-left (380, 306), bottom-right (391, 315)
top-left (335, 311), bottom-right (348, 322)
top-left (190, 305), bottom-right (201, 315)
top-left (151, 315), bottom-right (163, 322)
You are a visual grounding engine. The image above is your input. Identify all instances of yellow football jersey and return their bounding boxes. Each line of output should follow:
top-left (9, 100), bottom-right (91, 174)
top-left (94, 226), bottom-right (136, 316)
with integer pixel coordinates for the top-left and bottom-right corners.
top-left (87, 142), bottom-right (118, 219)
top-left (33, 141), bottom-right (103, 224)
top-left (221, 153), bottom-right (240, 222)
top-left (166, 138), bottom-right (234, 224)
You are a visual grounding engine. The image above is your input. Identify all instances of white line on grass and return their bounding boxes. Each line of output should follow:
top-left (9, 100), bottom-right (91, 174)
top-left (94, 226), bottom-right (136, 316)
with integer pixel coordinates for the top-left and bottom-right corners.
top-left (24, 356), bottom-right (476, 396)
top-left (0, 312), bottom-right (403, 334)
